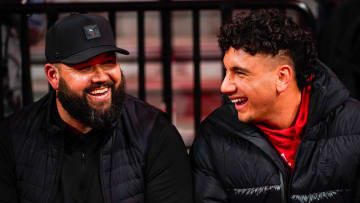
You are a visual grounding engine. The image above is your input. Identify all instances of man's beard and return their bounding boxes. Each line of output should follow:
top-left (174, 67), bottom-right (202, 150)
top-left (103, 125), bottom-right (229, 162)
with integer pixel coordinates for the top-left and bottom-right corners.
top-left (57, 74), bottom-right (126, 130)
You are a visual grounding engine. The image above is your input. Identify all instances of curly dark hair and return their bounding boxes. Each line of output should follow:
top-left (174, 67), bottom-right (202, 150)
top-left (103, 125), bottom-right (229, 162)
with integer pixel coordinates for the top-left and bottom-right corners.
top-left (218, 9), bottom-right (317, 89)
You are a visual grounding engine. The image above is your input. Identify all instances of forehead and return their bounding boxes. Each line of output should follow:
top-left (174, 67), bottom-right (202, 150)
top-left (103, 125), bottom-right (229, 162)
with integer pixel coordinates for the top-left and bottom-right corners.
top-left (223, 47), bottom-right (283, 72)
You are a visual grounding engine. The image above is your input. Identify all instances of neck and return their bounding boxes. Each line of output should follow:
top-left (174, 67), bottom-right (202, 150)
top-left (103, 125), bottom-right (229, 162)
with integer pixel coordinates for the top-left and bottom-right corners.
top-left (56, 99), bottom-right (92, 134)
top-left (281, 88), bottom-right (302, 129)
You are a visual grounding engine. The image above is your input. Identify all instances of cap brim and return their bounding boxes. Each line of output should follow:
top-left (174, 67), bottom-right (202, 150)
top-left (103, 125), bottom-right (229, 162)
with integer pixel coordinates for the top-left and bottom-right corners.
top-left (61, 45), bottom-right (129, 65)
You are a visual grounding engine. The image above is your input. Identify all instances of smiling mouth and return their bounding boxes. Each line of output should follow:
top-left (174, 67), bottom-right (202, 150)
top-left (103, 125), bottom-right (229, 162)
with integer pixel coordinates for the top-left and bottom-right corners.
top-left (231, 97), bottom-right (248, 106)
top-left (88, 87), bottom-right (110, 97)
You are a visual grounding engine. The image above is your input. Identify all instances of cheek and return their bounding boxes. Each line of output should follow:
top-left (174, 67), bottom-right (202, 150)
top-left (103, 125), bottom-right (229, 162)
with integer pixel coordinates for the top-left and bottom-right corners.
top-left (65, 72), bottom-right (90, 83)
top-left (254, 74), bottom-right (275, 93)
top-left (109, 68), bottom-right (122, 84)
top-left (63, 75), bottom-right (89, 93)
top-left (247, 78), bottom-right (276, 105)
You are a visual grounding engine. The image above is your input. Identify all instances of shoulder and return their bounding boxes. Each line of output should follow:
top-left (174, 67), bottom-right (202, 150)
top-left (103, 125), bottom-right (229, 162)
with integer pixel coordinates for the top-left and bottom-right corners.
top-left (122, 94), bottom-right (166, 122)
top-left (191, 103), bottom-right (241, 172)
top-left (4, 93), bottom-right (52, 136)
top-left (120, 95), bottom-right (186, 157)
top-left (0, 94), bottom-right (52, 160)
top-left (119, 94), bottom-right (174, 140)
top-left (329, 97), bottom-right (360, 136)
top-left (201, 103), bottom-right (237, 130)
top-left (199, 103), bottom-right (244, 142)
top-left (193, 103), bottom-right (243, 155)
top-left (311, 96), bottom-right (360, 144)
top-left (194, 101), bottom-right (259, 151)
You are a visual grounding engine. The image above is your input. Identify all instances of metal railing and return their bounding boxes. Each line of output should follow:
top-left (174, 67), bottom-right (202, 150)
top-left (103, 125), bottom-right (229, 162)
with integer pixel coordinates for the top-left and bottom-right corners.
top-left (0, 0), bottom-right (315, 135)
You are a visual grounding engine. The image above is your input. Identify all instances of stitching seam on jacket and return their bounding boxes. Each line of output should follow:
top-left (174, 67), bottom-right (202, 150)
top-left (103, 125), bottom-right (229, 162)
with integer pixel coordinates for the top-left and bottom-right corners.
top-left (233, 185), bottom-right (280, 196)
top-left (291, 189), bottom-right (345, 202)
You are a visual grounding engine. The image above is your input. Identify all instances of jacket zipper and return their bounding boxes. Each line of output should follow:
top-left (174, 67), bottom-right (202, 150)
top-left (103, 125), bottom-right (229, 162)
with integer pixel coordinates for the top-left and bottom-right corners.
top-left (81, 152), bottom-right (86, 169)
top-left (99, 151), bottom-right (108, 203)
top-left (286, 134), bottom-right (307, 203)
top-left (279, 171), bottom-right (287, 203)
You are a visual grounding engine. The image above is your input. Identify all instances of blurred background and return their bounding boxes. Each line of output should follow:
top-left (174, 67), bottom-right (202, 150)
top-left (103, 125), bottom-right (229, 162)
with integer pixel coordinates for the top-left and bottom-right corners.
top-left (1, 0), bottom-right (358, 147)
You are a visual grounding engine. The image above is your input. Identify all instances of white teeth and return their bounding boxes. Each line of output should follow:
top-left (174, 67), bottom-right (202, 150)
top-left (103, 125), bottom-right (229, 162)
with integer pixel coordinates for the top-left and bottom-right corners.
top-left (231, 98), bottom-right (247, 103)
top-left (90, 87), bottom-right (108, 95)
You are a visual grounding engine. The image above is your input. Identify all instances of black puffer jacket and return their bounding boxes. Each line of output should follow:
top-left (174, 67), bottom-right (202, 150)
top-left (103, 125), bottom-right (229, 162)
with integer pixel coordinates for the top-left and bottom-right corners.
top-left (190, 61), bottom-right (360, 203)
top-left (0, 92), bottom-right (192, 203)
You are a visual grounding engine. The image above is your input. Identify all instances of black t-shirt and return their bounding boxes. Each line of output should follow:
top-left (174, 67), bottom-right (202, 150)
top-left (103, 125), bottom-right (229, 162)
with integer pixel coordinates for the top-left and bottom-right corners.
top-left (52, 105), bottom-right (105, 203)
top-left (55, 130), bottom-right (104, 203)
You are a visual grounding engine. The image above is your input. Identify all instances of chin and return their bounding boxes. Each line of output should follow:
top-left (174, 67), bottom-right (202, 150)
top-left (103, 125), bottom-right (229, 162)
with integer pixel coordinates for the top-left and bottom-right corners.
top-left (237, 113), bottom-right (253, 123)
top-left (91, 103), bottom-right (111, 113)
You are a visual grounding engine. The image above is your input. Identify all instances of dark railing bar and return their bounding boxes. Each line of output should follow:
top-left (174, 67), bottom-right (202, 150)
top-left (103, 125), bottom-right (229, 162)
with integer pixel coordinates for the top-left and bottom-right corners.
top-left (0, 25), bottom-right (3, 118)
top-left (220, 5), bottom-right (233, 79)
top-left (130, 88), bottom-right (218, 95)
top-left (30, 55), bottom-right (223, 65)
top-left (46, 13), bottom-right (58, 92)
top-left (0, 1), bottom-right (312, 12)
top-left (193, 9), bottom-right (201, 134)
top-left (221, 5), bottom-right (233, 25)
top-left (46, 11), bottom-right (58, 29)
top-left (137, 10), bottom-right (146, 101)
top-left (220, 6), bottom-right (233, 104)
top-left (161, 9), bottom-right (173, 120)
top-left (0, 1), bottom-right (316, 32)
top-left (20, 14), bottom-right (33, 106)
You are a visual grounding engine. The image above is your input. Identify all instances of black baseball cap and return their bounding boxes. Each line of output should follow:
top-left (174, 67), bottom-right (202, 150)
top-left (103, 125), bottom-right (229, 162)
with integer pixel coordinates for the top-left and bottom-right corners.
top-left (45, 13), bottom-right (129, 65)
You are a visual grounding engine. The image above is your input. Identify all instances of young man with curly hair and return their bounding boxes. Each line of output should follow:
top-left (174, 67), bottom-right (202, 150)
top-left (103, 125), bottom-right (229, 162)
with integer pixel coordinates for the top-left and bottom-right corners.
top-left (190, 9), bottom-right (360, 203)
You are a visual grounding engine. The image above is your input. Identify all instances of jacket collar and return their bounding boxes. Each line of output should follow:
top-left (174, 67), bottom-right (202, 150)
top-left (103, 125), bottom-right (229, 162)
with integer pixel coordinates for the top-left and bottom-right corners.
top-left (306, 60), bottom-right (350, 130)
top-left (206, 104), bottom-right (289, 173)
top-left (41, 90), bottom-right (67, 136)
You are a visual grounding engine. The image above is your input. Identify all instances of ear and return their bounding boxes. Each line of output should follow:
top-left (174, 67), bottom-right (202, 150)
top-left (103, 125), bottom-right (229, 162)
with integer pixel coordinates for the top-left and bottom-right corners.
top-left (275, 65), bottom-right (293, 94)
top-left (44, 63), bottom-right (60, 91)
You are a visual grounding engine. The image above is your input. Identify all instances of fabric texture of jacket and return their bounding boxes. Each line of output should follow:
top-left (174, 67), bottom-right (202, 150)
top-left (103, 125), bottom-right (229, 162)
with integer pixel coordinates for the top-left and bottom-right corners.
top-left (0, 92), bottom-right (193, 203)
top-left (190, 60), bottom-right (360, 203)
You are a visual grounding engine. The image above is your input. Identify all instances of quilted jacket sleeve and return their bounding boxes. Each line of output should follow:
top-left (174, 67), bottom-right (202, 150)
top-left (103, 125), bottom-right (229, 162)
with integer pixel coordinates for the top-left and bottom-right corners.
top-left (190, 129), bottom-right (228, 203)
top-left (145, 115), bottom-right (193, 203)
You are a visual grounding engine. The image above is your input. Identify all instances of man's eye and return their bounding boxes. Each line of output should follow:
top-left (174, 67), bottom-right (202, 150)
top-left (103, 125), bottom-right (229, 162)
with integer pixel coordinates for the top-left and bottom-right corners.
top-left (80, 65), bottom-right (92, 70)
top-left (75, 65), bottom-right (91, 70)
top-left (104, 59), bottom-right (115, 64)
top-left (236, 71), bottom-right (245, 75)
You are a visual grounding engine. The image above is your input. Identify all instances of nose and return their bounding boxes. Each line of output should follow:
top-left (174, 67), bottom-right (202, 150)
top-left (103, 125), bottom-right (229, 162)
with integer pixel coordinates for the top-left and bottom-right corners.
top-left (91, 65), bottom-right (109, 83)
top-left (221, 73), bottom-right (236, 95)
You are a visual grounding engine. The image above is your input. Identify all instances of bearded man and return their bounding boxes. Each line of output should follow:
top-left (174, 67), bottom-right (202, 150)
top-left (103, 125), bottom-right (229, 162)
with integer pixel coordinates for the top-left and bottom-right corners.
top-left (190, 9), bottom-right (360, 203)
top-left (0, 13), bottom-right (193, 203)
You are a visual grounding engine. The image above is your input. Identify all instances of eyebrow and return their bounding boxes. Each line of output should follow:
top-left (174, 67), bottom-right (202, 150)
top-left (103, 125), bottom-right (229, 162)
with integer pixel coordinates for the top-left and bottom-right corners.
top-left (230, 66), bottom-right (251, 73)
